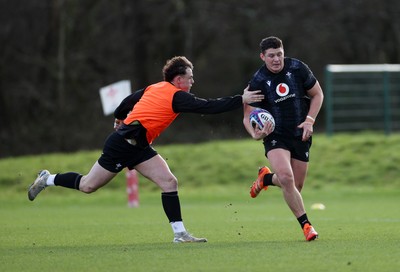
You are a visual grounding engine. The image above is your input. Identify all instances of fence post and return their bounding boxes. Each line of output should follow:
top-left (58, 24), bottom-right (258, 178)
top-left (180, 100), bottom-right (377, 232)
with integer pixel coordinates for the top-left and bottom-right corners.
top-left (383, 71), bottom-right (391, 135)
top-left (325, 66), bottom-right (333, 136)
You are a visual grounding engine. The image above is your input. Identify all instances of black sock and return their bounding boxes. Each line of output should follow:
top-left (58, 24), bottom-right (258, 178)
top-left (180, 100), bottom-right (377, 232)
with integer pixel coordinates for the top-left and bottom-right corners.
top-left (161, 191), bottom-right (182, 222)
top-left (263, 173), bottom-right (275, 186)
top-left (54, 172), bottom-right (82, 190)
top-left (297, 213), bottom-right (311, 229)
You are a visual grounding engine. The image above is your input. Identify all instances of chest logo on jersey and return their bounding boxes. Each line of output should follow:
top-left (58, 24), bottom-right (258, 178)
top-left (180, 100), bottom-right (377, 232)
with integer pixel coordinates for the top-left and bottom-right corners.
top-left (276, 83), bottom-right (289, 97)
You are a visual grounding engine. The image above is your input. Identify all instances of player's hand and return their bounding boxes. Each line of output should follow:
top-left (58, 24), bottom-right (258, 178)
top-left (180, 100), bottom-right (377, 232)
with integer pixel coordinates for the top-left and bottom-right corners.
top-left (242, 86), bottom-right (264, 104)
top-left (298, 121), bottom-right (313, 141)
top-left (253, 121), bottom-right (274, 140)
top-left (114, 119), bottom-right (123, 130)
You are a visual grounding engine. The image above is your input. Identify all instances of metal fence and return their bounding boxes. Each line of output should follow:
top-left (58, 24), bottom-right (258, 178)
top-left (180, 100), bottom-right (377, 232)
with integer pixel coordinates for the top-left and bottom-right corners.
top-left (324, 64), bottom-right (400, 135)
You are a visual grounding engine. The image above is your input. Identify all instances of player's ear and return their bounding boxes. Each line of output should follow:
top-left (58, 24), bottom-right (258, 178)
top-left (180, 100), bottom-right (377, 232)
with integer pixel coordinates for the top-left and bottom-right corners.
top-left (260, 52), bottom-right (266, 61)
top-left (172, 75), bottom-right (181, 86)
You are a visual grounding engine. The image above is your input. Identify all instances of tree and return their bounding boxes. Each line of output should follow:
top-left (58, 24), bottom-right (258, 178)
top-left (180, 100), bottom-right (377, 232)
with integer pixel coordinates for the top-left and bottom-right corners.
top-left (0, 0), bottom-right (399, 157)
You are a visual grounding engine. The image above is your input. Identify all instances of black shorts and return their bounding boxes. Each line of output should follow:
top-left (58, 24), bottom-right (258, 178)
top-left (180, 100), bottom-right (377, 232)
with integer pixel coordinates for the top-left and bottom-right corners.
top-left (262, 133), bottom-right (312, 162)
top-left (98, 132), bottom-right (157, 173)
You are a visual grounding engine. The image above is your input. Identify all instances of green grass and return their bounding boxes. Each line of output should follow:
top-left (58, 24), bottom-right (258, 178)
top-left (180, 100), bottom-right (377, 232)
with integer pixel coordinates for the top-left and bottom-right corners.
top-left (1, 132), bottom-right (400, 271)
top-left (1, 187), bottom-right (399, 271)
top-left (1, 132), bottom-right (400, 193)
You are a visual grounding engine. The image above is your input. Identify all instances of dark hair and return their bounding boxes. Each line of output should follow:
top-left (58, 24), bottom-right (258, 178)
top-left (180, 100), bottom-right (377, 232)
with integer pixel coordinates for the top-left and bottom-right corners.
top-left (162, 56), bottom-right (194, 82)
top-left (259, 36), bottom-right (283, 53)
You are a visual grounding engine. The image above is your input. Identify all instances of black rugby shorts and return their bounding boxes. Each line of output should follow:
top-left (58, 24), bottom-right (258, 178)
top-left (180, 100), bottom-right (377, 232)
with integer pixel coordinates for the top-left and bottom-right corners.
top-left (262, 134), bottom-right (312, 162)
top-left (98, 132), bottom-right (157, 173)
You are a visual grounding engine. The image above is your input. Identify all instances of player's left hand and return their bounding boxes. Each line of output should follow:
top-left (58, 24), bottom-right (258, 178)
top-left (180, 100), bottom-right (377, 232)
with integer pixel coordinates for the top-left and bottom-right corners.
top-left (298, 121), bottom-right (313, 141)
top-left (114, 119), bottom-right (123, 130)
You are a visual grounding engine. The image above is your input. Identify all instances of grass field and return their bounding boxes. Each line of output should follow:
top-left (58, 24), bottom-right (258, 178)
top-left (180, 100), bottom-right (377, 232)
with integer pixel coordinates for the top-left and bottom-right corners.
top-left (1, 187), bottom-right (399, 272)
top-left (1, 133), bottom-right (400, 271)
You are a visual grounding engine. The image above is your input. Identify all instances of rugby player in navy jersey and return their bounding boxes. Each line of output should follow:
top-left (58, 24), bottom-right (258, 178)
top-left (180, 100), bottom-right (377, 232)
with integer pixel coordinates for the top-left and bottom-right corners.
top-left (243, 36), bottom-right (324, 241)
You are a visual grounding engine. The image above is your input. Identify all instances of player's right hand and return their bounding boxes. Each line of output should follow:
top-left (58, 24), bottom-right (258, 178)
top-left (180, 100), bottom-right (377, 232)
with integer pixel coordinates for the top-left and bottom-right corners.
top-left (253, 121), bottom-right (273, 140)
top-left (242, 86), bottom-right (264, 104)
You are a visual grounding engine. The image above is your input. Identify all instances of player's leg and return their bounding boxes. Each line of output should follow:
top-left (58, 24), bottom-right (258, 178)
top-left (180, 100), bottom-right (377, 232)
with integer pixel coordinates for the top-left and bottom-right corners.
top-left (78, 161), bottom-right (117, 193)
top-left (267, 149), bottom-right (318, 241)
top-left (135, 154), bottom-right (207, 243)
top-left (135, 154), bottom-right (178, 192)
top-left (52, 161), bottom-right (117, 193)
top-left (290, 138), bottom-right (318, 239)
top-left (290, 158), bottom-right (318, 241)
top-left (28, 132), bottom-right (123, 201)
top-left (267, 148), bottom-right (307, 218)
top-left (28, 161), bottom-right (117, 200)
top-left (75, 132), bottom-right (127, 192)
top-left (291, 158), bottom-right (308, 192)
top-left (250, 136), bottom-right (287, 198)
top-left (291, 136), bottom-right (312, 192)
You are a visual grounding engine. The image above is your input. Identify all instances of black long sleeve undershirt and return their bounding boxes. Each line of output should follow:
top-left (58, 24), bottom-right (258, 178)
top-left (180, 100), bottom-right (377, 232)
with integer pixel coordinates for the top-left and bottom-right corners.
top-left (172, 91), bottom-right (243, 114)
top-left (114, 88), bottom-right (144, 120)
top-left (114, 89), bottom-right (243, 119)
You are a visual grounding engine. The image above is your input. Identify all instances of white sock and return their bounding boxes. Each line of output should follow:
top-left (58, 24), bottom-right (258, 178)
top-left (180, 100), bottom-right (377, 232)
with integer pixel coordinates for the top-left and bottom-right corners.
top-left (46, 174), bottom-right (56, 186)
top-left (170, 221), bottom-right (186, 233)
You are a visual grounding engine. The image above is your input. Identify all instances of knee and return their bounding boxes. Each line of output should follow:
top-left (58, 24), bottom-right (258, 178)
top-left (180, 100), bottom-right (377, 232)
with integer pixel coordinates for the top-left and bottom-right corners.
top-left (79, 184), bottom-right (98, 194)
top-left (166, 176), bottom-right (178, 189)
top-left (158, 175), bottom-right (178, 191)
top-left (79, 178), bottom-right (98, 194)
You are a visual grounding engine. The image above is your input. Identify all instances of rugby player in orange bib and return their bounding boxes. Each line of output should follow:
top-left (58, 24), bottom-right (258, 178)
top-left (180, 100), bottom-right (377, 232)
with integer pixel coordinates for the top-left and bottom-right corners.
top-left (28, 56), bottom-right (264, 243)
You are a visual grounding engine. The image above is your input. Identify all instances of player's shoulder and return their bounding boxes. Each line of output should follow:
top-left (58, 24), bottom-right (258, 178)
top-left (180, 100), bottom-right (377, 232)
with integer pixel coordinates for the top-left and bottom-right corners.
top-left (285, 57), bottom-right (307, 69)
top-left (251, 65), bottom-right (268, 82)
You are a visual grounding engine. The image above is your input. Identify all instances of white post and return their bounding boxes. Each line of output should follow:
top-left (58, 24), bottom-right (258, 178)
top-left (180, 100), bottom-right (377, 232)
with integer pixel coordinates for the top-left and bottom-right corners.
top-left (126, 169), bottom-right (139, 207)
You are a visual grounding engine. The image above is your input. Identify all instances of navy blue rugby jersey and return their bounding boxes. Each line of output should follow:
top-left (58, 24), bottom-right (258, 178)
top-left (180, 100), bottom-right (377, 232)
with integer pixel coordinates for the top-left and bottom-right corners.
top-left (249, 57), bottom-right (317, 138)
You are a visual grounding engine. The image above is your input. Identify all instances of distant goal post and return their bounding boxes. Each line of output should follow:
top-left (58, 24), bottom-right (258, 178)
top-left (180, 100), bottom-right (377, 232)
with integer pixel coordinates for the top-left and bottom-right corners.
top-left (325, 64), bottom-right (400, 135)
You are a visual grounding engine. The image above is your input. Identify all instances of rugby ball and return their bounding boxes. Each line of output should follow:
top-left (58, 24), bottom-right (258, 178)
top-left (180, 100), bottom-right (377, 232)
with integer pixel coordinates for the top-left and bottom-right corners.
top-left (249, 108), bottom-right (275, 130)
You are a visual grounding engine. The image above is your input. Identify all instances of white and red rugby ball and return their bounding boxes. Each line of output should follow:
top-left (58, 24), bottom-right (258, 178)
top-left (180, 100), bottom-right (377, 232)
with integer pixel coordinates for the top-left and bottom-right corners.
top-left (249, 108), bottom-right (275, 131)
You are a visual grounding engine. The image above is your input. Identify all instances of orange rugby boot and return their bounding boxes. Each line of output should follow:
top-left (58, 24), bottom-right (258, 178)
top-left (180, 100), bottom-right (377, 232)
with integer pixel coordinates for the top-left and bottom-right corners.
top-left (303, 223), bottom-right (318, 241)
top-left (250, 166), bottom-right (271, 198)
